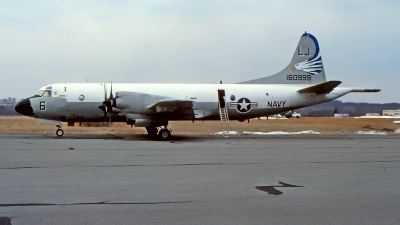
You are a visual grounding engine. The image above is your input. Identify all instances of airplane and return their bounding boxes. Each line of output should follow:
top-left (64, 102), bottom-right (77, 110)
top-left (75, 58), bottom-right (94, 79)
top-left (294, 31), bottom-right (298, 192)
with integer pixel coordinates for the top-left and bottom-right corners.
top-left (15, 32), bottom-right (380, 140)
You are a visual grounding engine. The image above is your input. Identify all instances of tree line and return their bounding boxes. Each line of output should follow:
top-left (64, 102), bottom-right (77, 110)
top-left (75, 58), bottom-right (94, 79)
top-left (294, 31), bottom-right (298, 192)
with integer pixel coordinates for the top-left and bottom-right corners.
top-left (295, 100), bottom-right (400, 117)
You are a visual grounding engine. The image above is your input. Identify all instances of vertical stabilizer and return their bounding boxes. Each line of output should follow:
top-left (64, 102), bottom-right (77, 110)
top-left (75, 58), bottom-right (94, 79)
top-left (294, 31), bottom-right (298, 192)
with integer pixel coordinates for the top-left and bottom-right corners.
top-left (239, 32), bottom-right (327, 85)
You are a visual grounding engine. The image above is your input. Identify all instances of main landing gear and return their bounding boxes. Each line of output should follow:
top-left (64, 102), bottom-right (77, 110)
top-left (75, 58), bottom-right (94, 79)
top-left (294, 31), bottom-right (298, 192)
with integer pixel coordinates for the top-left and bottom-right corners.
top-left (158, 129), bottom-right (171, 140)
top-left (56, 125), bottom-right (64, 137)
top-left (146, 126), bottom-right (172, 140)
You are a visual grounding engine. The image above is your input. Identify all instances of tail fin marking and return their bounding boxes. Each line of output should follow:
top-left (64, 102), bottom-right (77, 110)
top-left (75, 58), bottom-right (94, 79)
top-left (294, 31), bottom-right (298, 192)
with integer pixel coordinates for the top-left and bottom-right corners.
top-left (239, 32), bottom-right (327, 85)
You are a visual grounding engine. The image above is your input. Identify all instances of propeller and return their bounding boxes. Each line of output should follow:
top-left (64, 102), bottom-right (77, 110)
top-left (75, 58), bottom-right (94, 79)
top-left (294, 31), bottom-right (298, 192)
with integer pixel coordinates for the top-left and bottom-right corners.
top-left (98, 82), bottom-right (116, 126)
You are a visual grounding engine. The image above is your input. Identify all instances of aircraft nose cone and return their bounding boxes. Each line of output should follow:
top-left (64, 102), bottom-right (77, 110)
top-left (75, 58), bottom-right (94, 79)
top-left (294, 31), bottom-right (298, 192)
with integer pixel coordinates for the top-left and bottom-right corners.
top-left (15, 98), bottom-right (34, 116)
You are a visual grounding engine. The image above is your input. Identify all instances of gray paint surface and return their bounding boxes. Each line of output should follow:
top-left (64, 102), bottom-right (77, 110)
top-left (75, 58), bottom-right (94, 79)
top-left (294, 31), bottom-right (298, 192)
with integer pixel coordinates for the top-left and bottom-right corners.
top-left (0, 134), bottom-right (399, 224)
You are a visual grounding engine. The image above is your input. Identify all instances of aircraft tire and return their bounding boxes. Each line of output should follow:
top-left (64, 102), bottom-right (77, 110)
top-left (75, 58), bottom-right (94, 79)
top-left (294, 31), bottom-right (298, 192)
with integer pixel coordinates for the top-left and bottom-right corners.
top-left (158, 129), bottom-right (171, 140)
top-left (56, 129), bottom-right (64, 137)
top-left (145, 127), bottom-right (158, 137)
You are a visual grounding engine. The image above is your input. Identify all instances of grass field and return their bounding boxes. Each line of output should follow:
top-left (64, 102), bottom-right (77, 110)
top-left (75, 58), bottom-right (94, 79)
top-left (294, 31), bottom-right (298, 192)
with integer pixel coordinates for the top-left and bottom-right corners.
top-left (1, 116), bottom-right (399, 135)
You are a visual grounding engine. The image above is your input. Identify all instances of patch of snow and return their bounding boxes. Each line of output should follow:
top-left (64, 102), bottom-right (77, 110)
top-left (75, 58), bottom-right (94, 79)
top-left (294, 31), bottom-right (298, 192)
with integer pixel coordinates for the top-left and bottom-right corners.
top-left (394, 129), bottom-right (400, 134)
top-left (393, 121), bottom-right (400, 124)
top-left (354, 131), bottom-right (387, 135)
top-left (355, 116), bottom-right (400, 119)
top-left (337, 130), bottom-right (350, 134)
top-left (243, 130), bottom-right (320, 135)
top-left (215, 131), bottom-right (239, 135)
top-left (253, 117), bottom-right (287, 120)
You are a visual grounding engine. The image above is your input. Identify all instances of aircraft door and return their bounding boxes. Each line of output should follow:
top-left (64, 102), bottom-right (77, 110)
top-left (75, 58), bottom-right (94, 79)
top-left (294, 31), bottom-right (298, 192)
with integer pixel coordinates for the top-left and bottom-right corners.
top-left (218, 89), bottom-right (226, 108)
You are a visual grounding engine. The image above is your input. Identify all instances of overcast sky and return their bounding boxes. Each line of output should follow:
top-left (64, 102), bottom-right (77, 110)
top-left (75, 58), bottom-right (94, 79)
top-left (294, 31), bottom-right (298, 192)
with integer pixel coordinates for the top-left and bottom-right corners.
top-left (1, 0), bottom-right (399, 103)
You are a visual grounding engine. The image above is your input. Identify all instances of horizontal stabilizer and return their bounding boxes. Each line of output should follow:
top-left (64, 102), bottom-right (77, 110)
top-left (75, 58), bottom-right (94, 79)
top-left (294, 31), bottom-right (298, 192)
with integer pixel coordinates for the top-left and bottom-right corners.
top-left (147, 99), bottom-right (193, 113)
top-left (350, 89), bottom-right (381, 92)
top-left (298, 80), bottom-right (342, 94)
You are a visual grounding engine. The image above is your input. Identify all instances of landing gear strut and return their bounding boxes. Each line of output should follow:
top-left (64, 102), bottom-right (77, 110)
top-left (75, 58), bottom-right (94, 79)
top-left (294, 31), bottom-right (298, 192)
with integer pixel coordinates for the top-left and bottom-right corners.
top-left (145, 127), bottom-right (158, 137)
top-left (56, 125), bottom-right (64, 137)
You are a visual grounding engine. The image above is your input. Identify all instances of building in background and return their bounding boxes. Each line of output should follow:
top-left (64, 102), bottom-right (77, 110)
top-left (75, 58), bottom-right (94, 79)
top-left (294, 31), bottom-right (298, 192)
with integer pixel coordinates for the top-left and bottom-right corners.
top-left (383, 109), bottom-right (400, 116)
top-left (334, 114), bottom-right (349, 118)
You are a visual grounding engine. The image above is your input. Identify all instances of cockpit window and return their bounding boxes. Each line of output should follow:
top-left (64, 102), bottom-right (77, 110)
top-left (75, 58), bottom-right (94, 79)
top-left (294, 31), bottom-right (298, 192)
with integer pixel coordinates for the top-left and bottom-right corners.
top-left (35, 90), bottom-right (52, 97)
top-left (42, 90), bottom-right (51, 97)
top-left (35, 90), bottom-right (44, 96)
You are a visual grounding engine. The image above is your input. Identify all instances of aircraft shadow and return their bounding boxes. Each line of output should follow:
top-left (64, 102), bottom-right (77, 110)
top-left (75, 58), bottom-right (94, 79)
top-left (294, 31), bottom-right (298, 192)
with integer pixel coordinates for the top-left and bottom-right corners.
top-left (255, 182), bottom-right (304, 196)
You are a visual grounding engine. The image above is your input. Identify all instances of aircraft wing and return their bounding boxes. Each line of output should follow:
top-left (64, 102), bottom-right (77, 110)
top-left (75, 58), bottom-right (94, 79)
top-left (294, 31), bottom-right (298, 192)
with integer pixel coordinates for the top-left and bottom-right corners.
top-left (115, 91), bottom-right (213, 118)
top-left (297, 80), bottom-right (342, 94)
top-left (147, 99), bottom-right (194, 113)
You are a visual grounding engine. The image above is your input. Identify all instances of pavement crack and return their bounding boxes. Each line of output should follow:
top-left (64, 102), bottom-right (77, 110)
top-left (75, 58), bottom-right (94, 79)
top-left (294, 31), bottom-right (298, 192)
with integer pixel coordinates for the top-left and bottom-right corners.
top-left (0, 167), bottom-right (38, 170)
top-left (104, 134), bottom-right (124, 139)
top-left (1, 160), bottom-right (399, 170)
top-left (0, 201), bottom-right (193, 207)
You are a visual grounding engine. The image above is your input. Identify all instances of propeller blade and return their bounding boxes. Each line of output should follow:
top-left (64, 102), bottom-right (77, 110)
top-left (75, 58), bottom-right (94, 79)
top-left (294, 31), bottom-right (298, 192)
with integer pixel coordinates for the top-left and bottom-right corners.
top-left (109, 82), bottom-right (113, 99)
top-left (103, 83), bottom-right (107, 101)
top-left (99, 82), bottom-right (116, 126)
top-left (98, 105), bottom-right (106, 113)
top-left (98, 105), bottom-right (107, 122)
top-left (102, 100), bottom-right (112, 113)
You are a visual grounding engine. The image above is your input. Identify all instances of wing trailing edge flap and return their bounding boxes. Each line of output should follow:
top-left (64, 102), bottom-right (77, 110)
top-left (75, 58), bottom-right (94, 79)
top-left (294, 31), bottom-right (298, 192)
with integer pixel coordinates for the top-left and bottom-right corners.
top-left (147, 99), bottom-right (194, 113)
top-left (297, 80), bottom-right (342, 94)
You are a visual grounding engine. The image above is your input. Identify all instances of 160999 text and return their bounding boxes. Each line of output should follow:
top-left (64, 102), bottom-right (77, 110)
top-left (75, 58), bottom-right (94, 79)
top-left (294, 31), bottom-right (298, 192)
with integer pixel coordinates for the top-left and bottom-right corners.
top-left (286, 75), bottom-right (311, 81)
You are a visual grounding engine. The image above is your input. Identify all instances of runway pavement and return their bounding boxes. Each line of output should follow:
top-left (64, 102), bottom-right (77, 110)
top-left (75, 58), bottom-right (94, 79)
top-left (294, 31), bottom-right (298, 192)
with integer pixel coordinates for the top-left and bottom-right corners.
top-left (0, 133), bottom-right (399, 224)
